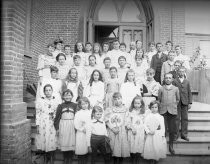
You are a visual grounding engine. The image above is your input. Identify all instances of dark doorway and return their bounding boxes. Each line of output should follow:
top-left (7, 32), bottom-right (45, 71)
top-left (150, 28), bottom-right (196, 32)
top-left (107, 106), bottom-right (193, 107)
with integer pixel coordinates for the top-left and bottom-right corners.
top-left (94, 25), bottom-right (119, 47)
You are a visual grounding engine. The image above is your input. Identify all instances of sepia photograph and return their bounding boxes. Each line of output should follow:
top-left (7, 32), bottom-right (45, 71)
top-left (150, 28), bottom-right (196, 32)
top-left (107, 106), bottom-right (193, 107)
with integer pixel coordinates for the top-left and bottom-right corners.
top-left (1, 0), bottom-right (210, 164)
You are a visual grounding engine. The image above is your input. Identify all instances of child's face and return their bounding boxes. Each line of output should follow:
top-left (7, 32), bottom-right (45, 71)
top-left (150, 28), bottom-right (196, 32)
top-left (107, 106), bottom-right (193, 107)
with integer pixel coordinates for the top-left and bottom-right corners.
top-left (168, 52), bottom-right (175, 61)
top-left (48, 46), bottom-right (55, 53)
top-left (113, 97), bottom-right (122, 106)
top-left (85, 44), bottom-right (92, 52)
top-left (178, 68), bottom-right (185, 77)
top-left (58, 56), bottom-right (66, 65)
top-left (156, 44), bottom-right (163, 52)
top-left (175, 47), bottom-right (181, 55)
top-left (136, 41), bottom-right (142, 49)
top-left (64, 47), bottom-right (71, 55)
top-left (103, 44), bottom-right (109, 52)
top-left (74, 58), bottom-right (81, 66)
top-left (118, 58), bottom-right (126, 67)
top-left (136, 58), bottom-right (142, 66)
top-left (51, 71), bottom-right (58, 79)
top-left (89, 57), bottom-right (96, 66)
top-left (164, 74), bottom-right (173, 85)
top-left (146, 72), bottom-right (154, 81)
top-left (63, 92), bottom-right (73, 102)
top-left (77, 43), bottom-right (83, 52)
top-left (93, 71), bottom-right (100, 81)
top-left (113, 41), bottom-right (120, 50)
top-left (81, 101), bottom-right (89, 110)
top-left (174, 62), bottom-right (181, 71)
top-left (56, 43), bottom-right (62, 50)
top-left (136, 50), bottom-right (144, 58)
top-left (166, 43), bottom-right (172, 50)
top-left (130, 42), bottom-right (136, 50)
top-left (151, 104), bottom-right (158, 114)
top-left (94, 111), bottom-right (103, 120)
top-left (149, 44), bottom-right (156, 51)
top-left (70, 69), bottom-right (77, 79)
top-left (44, 86), bottom-right (53, 98)
top-left (127, 72), bottom-right (135, 82)
top-left (120, 45), bottom-right (126, 52)
top-left (94, 45), bottom-right (100, 53)
top-left (134, 99), bottom-right (141, 109)
top-left (110, 69), bottom-right (117, 78)
top-left (104, 60), bottom-right (111, 68)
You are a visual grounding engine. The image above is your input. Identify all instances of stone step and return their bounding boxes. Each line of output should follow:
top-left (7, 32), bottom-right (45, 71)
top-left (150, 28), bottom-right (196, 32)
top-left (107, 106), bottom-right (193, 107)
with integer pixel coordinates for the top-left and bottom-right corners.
top-left (189, 102), bottom-right (210, 112)
top-left (172, 137), bottom-right (210, 154)
top-left (188, 116), bottom-right (210, 126)
top-left (188, 125), bottom-right (210, 137)
top-left (188, 112), bottom-right (210, 117)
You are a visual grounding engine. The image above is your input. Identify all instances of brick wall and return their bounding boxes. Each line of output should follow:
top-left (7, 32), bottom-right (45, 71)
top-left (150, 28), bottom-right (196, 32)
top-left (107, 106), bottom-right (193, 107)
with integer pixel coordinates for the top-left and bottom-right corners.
top-left (171, 1), bottom-right (186, 53)
top-left (45, 0), bottom-right (81, 48)
top-left (1, 0), bottom-right (31, 163)
top-left (158, 2), bottom-right (172, 44)
top-left (23, 0), bottom-right (48, 101)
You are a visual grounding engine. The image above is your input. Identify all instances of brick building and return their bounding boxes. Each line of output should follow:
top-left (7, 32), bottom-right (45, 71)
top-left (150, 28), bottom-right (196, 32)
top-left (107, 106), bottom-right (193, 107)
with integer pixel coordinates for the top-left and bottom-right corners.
top-left (1, 0), bottom-right (210, 163)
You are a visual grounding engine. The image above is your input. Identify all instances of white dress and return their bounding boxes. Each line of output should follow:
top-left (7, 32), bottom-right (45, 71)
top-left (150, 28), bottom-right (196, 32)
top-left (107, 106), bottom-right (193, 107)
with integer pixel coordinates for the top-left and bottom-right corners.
top-left (132, 64), bottom-right (148, 86)
top-left (143, 80), bottom-right (161, 110)
top-left (120, 82), bottom-right (142, 108)
top-left (84, 81), bottom-right (105, 107)
top-left (65, 54), bottom-right (74, 67)
top-left (74, 109), bottom-right (92, 155)
top-left (37, 77), bottom-right (62, 102)
top-left (56, 64), bottom-right (70, 80)
top-left (143, 113), bottom-right (167, 160)
top-left (117, 67), bottom-right (129, 84)
top-left (105, 106), bottom-right (130, 157)
top-left (127, 110), bottom-right (147, 154)
top-left (94, 53), bottom-right (105, 69)
top-left (64, 81), bottom-right (81, 103)
top-left (101, 68), bottom-right (111, 83)
top-left (35, 96), bottom-right (61, 152)
top-left (37, 54), bottom-right (56, 79)
top-left (73, 65), bottom-right (87, 87)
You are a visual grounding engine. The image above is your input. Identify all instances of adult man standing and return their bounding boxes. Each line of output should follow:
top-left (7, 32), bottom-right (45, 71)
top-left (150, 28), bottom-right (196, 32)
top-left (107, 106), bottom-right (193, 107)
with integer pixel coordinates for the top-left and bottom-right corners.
top-left (150, 43), bottom-right (168, 83)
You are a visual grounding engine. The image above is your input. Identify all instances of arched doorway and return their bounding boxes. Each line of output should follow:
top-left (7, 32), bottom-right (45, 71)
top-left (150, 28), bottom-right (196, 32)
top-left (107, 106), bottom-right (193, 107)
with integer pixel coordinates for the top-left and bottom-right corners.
top-left (87, 0), bottom-right (154, 51)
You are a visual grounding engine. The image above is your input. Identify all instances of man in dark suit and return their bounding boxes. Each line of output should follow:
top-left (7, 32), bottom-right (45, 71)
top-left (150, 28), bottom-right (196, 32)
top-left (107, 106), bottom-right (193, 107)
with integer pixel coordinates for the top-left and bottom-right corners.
top-left (173, 66), bottom-right (192, 141)
top-left (150, 42), bottom-right (168, 83)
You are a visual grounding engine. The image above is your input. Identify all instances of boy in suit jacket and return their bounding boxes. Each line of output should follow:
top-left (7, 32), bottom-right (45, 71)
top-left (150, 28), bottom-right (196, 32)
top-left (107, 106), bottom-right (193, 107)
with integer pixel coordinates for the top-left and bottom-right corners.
top-left (173, 66), bottom-right (192, 141)
top-left (158, 73), bottom-right (180, 155)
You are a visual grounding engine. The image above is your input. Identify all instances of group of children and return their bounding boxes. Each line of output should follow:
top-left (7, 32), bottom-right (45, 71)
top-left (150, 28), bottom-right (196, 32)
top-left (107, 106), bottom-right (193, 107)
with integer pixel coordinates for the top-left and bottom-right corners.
top-left (35, 39), bottom-right (192, 164)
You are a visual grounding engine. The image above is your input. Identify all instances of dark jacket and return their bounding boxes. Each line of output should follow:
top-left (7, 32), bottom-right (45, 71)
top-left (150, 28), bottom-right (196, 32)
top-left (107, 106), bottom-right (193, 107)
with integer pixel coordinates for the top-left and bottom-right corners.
top-left (172, 78), bottom-right (192, 105)
top-left (150, 52), bottom-right (168, 72)
top-left (54, 101), bottom-right (77, 130)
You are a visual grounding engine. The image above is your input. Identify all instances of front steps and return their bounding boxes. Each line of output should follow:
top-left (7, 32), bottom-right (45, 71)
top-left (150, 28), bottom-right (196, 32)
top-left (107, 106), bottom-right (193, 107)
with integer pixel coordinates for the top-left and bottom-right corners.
top-left (28, 101), bottom-right (210, 163)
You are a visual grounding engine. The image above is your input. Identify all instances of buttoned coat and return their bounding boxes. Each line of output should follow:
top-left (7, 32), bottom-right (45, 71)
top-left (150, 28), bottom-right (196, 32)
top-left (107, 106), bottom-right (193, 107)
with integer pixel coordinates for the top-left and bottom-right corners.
top-left (172, 78), bottom-right (192, 105)
top-left (158, 85), bottom-right (180, 115)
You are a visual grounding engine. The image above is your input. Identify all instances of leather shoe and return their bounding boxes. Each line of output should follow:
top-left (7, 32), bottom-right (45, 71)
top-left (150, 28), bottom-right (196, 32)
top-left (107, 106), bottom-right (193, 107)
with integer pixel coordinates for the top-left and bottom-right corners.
top-left (169, 144), bottom-right (175, 155)
top-left (181, 136), bottom-right (189, 141)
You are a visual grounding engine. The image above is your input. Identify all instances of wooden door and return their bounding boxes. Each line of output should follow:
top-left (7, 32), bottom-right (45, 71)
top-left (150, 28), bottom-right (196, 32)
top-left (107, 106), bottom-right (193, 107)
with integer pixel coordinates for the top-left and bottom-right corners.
top-left (119, 26), bottom-right (146, 51)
